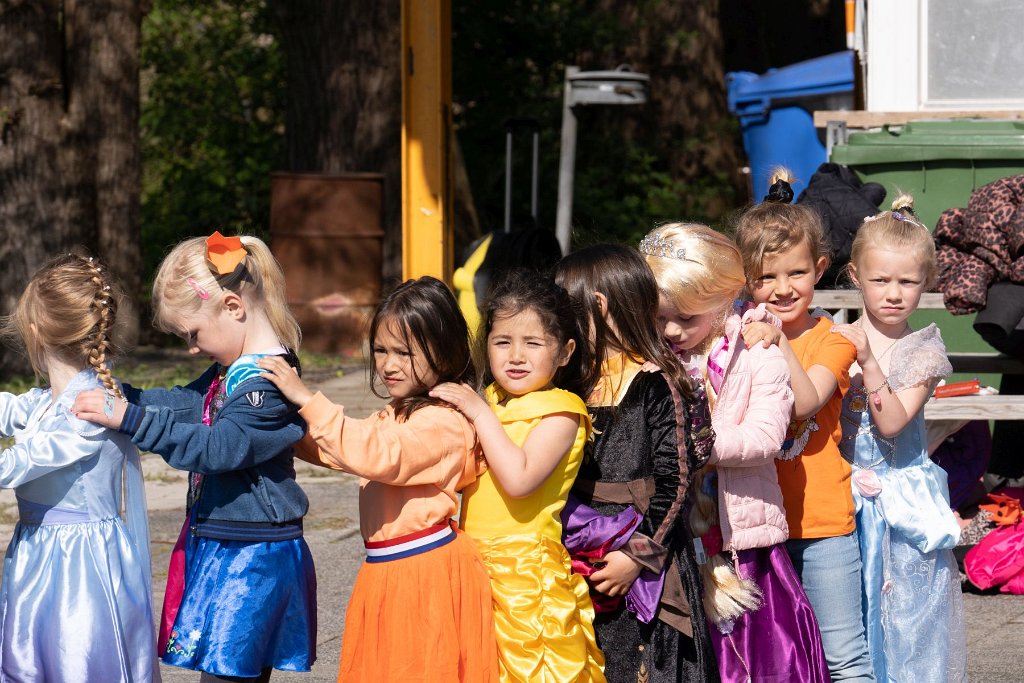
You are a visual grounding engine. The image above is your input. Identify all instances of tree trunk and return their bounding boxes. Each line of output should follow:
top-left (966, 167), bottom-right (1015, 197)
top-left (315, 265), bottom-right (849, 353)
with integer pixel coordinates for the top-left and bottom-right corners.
top-left (0, 0), bottom-right (143, 374)
top-left (269, 0), bottom-right (403, 281)
top-left (584, 0), bottom-right (745, 217)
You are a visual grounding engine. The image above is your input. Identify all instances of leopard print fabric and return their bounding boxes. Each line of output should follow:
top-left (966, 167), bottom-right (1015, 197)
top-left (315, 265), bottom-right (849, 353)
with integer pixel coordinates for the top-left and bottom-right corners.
top-left (935, 174), bottom-right (1024, 314)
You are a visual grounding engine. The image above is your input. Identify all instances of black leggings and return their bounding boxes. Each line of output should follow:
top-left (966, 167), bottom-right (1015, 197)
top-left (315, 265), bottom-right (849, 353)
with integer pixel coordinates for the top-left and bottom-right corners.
top-left (199, 669), bottom-right (272, 683)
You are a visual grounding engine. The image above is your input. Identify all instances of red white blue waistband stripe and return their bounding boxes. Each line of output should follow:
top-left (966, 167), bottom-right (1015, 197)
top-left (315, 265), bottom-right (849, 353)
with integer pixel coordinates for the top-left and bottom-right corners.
top-left (364, 521), bottom-right (456, 563)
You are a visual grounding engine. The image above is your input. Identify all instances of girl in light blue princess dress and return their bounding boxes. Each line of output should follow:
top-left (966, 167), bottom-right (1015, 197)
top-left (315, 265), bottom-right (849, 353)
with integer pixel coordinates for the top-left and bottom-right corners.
top-left (0, 254), bottom-right (156, 683)
top-left (832, 195), bottom-right (968, 683)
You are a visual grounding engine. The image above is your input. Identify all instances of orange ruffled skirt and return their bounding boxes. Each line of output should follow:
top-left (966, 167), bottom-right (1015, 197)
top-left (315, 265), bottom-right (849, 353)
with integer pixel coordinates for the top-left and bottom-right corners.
top-left (472, 534), bottom-right (606, 683)
top-left (338, 528), bottom-right (499, 682)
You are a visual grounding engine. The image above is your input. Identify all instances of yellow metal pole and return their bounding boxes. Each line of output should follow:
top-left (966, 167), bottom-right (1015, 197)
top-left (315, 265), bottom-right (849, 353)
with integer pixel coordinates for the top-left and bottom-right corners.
top-left (401, 0), bottom-right (453, 282)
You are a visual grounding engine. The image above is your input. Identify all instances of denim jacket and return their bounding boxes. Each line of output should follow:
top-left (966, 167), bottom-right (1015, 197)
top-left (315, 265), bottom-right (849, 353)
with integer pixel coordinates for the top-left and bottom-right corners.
top-left (122, 362), bottom-right (308, 539)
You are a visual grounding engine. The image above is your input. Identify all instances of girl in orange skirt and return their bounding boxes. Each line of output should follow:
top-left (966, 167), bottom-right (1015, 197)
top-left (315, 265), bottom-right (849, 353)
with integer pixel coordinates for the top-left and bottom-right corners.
top-left (260, 277), bottom-right (499, 683)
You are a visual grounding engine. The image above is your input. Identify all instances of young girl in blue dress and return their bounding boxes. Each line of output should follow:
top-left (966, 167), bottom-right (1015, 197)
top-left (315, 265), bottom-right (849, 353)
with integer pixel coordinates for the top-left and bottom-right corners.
top-left (831, 195), bottom-right (968, 682)
top-left (75, 232), bottom-right (316, 683)
top-left (0, 253), bottom-right (157, 682)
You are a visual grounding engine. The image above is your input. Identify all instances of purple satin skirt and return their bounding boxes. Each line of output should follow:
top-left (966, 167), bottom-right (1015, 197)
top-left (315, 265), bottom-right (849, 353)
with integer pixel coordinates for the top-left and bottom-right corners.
top-left (711, 544), bottom-right (830, 683)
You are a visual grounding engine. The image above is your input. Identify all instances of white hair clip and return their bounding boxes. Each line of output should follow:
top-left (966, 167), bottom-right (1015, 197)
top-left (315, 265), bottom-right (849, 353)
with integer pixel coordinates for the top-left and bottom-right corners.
top-left (639, 233), bottom-right (687, 260)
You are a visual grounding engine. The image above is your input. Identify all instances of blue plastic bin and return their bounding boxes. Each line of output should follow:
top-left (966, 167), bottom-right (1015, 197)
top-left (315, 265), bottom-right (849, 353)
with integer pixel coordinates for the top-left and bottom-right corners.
top-left (728, 51), bottom-right (855, 200)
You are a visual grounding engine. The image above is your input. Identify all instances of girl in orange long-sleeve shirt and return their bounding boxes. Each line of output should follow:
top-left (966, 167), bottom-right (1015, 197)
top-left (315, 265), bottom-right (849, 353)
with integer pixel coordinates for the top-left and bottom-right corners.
top-left (260, 277), bottom-right (498, 683)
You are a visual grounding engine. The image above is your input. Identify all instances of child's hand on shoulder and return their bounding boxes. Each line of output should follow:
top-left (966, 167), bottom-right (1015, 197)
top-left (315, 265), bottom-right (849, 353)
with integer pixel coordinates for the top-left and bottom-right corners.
top-left (589, 550), bottom-right (642, 596)
top-left (741, 320), bottom-right (784, 349)
top-left (259, 356), bottom-right (313, 408)
top-left (429, 383), bottom-right (489, 423)
top-left (72, 389), bottom-right (127, 430)
top-left (830, 323), bottom-right (873, 366)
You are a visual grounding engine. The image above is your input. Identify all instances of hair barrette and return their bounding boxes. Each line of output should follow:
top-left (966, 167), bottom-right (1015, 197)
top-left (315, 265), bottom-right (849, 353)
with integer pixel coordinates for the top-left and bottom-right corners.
top-left (187, 277), bottom-right (210, 300)
top-left (206, 231), bottom-right (247, 276)
top-left (892, 210), bottom-right (923, 226)
top-left (639, 233), bottom-right (687, 260)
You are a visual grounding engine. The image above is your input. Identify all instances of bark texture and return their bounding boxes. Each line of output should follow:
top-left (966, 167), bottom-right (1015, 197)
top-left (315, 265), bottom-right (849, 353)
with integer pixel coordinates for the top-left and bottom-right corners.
top-left (0, 0), bottom-right (143, 373)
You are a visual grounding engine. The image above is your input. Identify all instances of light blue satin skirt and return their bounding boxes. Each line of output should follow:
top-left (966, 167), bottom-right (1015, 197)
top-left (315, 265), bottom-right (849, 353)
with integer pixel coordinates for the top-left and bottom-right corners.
top-left (161, 534), bottom-right (317, 676)
top-left (0, 515), bottom-right (156, 682)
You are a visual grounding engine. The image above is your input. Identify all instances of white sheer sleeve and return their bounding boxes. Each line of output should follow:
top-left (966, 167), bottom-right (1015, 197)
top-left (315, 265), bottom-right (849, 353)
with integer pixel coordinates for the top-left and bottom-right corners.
top-left (887, 324), bottom-right (952, 392)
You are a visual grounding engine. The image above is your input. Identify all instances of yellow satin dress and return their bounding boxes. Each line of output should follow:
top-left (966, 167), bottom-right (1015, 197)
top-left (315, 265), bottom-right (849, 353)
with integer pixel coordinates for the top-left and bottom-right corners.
top-left (461, 385), bottom-right (606, 683)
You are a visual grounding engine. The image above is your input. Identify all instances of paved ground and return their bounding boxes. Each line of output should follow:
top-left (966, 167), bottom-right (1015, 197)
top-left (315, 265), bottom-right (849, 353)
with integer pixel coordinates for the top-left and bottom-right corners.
top-left (3, 365), bottom-right (1022, 681)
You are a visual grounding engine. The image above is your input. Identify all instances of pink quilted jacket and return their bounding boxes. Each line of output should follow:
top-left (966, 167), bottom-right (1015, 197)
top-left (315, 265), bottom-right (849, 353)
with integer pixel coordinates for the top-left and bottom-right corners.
top-left (710, 305), bottom-right (794, 551)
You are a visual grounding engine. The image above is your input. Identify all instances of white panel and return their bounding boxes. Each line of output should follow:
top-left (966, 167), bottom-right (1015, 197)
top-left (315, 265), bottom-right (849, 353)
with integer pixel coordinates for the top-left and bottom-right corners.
top-left (866, 0), bottom-right (921, 111)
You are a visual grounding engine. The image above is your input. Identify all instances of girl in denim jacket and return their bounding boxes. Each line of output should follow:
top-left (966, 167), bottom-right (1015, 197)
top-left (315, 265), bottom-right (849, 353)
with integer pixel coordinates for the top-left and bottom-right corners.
top-left (75, 232), bottom-right (315, 683)
top-left (642, 223), bottom-right (829, 682)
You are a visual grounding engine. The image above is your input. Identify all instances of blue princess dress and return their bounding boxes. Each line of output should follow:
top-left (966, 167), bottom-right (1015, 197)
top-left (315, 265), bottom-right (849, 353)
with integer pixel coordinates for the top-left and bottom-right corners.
top-left (0, 369), bottom-right (156, 682)
top-left (839, 325), bottom-right (967, 682)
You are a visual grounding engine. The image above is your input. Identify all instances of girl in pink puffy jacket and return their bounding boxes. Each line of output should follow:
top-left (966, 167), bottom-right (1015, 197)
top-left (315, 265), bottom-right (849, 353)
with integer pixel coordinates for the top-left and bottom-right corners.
top-left (641, 223), bottom-right (829, 682)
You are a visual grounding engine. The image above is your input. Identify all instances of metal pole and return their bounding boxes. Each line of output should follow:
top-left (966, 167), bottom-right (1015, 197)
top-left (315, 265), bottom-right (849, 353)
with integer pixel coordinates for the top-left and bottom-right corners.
top-left (504, 128), bottom-right (513, 232)
top-left (555, 66), bottom-right (579, 255)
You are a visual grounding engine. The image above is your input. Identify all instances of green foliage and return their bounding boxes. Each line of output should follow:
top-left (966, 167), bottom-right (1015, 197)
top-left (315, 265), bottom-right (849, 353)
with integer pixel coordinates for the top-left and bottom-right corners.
top-left (452, 1), bottom-right (737, 249)
top-left (140, 0), bottom-right (285, 276)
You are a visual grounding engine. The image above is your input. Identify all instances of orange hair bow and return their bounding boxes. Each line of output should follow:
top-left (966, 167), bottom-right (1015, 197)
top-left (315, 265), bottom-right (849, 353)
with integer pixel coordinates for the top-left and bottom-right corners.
top-left (206, 231), bottom-right (247, 276)
top-left (980, 493), bottom-right (1022, 526)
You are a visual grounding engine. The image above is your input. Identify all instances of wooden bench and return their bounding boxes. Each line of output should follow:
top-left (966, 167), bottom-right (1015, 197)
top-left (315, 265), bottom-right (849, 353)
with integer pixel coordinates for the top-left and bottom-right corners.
top-left (811, 290), bottom-right (1024, 420)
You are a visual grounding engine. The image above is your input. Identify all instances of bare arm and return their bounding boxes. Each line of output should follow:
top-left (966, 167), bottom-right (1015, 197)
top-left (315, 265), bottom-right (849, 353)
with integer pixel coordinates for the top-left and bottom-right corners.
top-left (429, 383), bottom-right (578, 498)
top-left (832, 324), bottom-right (935, 437)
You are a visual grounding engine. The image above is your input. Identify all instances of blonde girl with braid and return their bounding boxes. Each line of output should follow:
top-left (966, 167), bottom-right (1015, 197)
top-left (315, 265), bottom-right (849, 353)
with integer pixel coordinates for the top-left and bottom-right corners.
top-left (642, 223), bottom-right (829, 681)
top-left (75, 232), bottom-right (315, 683)
top-left (0, 253), bottom-right (157, 682)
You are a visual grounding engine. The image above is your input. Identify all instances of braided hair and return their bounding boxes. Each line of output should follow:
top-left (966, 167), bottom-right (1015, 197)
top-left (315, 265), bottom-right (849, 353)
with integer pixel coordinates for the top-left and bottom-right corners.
top-left (1, 253), bottom-right (126, 398)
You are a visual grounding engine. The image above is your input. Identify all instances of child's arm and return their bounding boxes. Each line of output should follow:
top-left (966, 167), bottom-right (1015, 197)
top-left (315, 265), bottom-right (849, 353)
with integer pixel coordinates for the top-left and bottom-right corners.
top-left (833, 324), bottom-right (940, 437)
top-left (258, 356), bottom-right (314, 408)
top-left (0, 409), bottom-right (106, 488)
top-left (297, 391), bottom-right (473, 485)
top-left (121, 365), bottom-right (219, 422)
top-left (75, 383), bottom-right (303, 474)
top-left (0, 389), bottom-right (45, 436)
top-left (711, 345), bottom-right (794, 466)
top-left (429, 382), bottom-right (579, 498)
top-left (744, 321), bottom-right (849, 419)
top-left (592, 373), bottom-right (686, 597)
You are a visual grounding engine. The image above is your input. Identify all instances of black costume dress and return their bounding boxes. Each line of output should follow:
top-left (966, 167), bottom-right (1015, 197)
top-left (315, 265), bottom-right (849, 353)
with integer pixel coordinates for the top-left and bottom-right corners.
top-left (571, 356), bottom-right (718, 683)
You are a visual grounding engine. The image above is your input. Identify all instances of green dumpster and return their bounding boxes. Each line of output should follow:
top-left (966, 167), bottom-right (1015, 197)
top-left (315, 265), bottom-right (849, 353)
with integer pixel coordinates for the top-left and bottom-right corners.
top-left (830, 120), bottom-right (1024, 385)
top-left (830, 120), bottom-right (1024, 227)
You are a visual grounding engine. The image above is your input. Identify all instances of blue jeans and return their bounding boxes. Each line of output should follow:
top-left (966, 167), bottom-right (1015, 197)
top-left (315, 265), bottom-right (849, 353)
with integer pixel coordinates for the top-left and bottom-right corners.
top-left (787, 532), bottom-right (875, 682)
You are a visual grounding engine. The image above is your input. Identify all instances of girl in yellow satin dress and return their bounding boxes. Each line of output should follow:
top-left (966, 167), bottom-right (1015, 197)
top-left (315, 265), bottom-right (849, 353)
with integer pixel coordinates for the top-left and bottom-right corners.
top-left (431, 271), bottom-right (606, 682)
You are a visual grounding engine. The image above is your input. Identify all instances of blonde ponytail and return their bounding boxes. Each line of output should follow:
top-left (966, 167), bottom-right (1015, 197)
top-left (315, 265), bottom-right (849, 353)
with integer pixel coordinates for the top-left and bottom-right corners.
top-left (152, 233), bottom-right (301, 352)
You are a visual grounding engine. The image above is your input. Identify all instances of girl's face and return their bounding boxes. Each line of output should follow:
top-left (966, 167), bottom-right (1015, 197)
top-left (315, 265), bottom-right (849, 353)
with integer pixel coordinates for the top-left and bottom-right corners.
top-left (851, 247), bottom-right (927, 329)
top-left (176, 305), bottom-right (245, 367)
top-left (748, 240), bottom-right (826, 332)
top-left (488, 308), bottom-right (574, 398)
top-left (373, 320), bottom-right (438, 400)
top-left (657, 296), bottom-right (715, 354)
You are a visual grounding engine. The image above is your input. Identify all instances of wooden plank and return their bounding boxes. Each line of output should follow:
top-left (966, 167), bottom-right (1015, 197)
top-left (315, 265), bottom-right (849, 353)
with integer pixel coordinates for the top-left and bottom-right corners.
top-left (813, 110), bottom-right (1024, 128)
top-left (924, 395), bottom-right (1024, 421)
top-left (949, 353), bottom-right (1024, 375)
top-left (812, 290), bottom-right (946, 309)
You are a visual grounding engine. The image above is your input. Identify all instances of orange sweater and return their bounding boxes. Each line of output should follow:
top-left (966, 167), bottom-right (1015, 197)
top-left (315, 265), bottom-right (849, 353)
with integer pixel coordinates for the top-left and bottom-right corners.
top-left (297, 392), bottom-right (482, 543)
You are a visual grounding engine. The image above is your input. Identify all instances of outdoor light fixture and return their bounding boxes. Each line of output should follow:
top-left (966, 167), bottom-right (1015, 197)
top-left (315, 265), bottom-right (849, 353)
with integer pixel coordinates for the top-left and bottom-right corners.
top-left (555, 65), bottom-right (650, 253)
